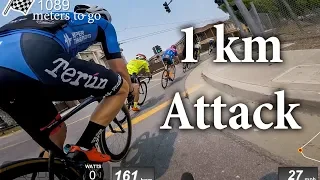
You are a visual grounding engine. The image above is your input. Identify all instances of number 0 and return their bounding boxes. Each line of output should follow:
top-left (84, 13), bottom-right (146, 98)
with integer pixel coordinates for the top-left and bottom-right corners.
top-left (89, 171), bottom-right (96, 180)
top-left (46, 0), bottom-right (53, 11)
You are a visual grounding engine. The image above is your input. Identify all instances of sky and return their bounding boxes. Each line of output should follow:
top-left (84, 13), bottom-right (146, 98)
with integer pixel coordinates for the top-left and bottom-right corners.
top-left (0, 0), bottom-right (229, 62)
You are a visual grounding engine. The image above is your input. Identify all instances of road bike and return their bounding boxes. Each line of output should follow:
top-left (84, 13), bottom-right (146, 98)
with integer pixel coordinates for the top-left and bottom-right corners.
top-left (182, 62), bottom-right (191, 73)
top-left (208, 46), bottom-right (214, 55)
top-left (161, 59), bottom-right (176, 89)
top-left (126, 75), bottom-right (151, 109)
top-left (194, 49), bottom-right (200, 62)
top-left (0, 96), bottom-right (132, 180)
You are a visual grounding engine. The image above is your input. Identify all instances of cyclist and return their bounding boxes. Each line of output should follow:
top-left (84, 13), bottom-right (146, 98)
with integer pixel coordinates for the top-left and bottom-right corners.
top-left (0, 4), bottom-right (134, 162)
top-left (208, 39), bottom-right (214, 54)
top-left (194, 41), bottom-right (201, 60)
top-left (162, 45), bottom-right (179, 81)
top-left (126, 53), bottom-right (152, 111)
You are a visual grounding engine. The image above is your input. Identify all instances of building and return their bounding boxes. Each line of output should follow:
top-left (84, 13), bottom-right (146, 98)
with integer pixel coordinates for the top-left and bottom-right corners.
top-left (145, 19), bottom-right (249, 73)
top-left (77, 43), bottom-right (109, 68)
top-left (175, 20), bottom-right (249, 52)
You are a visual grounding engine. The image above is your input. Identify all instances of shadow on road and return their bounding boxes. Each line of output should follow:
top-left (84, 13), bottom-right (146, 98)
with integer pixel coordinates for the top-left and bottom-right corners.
top-left (120, 130), bottom-right (178, 179)
top-left (260, 172), bottom-right (277, 180)
top-left (129, 94), bottom-right (165, 118)
top-left (140, 94), bottom-right (165, 111)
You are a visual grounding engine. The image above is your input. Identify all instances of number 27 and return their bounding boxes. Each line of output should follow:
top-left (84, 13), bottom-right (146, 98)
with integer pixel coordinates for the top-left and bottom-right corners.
top-left (288, 170), bottom-right (303, 180)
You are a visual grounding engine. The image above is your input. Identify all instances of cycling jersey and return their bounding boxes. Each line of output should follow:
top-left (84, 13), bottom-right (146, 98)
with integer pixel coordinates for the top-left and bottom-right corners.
top-left (162, 48), bottom-right (177, 60)
top-left (126, 59), bottom-right (150, 75)
top-left (0, 12), bottom-right (124, 148)
top-left (0, 12), bottom-right (121, 79)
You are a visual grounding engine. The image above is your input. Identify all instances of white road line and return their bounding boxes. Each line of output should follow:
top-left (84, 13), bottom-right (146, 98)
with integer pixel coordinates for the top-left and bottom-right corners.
top-left (149, 83), bottom-right (161, 89)
top-left (149, 79), bottom-right (161, 82)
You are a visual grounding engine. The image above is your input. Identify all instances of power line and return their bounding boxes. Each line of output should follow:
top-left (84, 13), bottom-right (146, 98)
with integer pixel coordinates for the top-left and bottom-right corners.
top-left (119, 27), bottom-right (178, 44)
top-left (116, 18), bottom-right (214, 32)
top-left (118, 19), bottom-right (216, 44)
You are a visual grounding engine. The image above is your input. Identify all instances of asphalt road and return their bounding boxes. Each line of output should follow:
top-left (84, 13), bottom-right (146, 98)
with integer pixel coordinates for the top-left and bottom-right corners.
top-left (0, 57), bottom-right (287, 180)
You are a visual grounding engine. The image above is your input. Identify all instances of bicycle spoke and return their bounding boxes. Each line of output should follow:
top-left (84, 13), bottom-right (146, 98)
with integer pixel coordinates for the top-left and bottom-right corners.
top-left (111, 118), bottom-right (126, 133)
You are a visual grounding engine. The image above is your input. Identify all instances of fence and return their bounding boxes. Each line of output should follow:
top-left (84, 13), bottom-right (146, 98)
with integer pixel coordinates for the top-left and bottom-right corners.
top-left (0, 109), bottom-right (18, 134)
top-left (248, 0), bottom-right (320, 49)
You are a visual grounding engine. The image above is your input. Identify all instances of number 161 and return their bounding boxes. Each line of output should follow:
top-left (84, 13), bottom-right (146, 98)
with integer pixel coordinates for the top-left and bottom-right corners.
top-left (115, 170), bottom-right (138, 180)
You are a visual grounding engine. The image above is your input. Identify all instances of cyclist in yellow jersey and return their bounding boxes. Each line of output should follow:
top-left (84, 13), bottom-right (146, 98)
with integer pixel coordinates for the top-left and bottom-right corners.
top-left (126, 53), bottom-right (152, 111)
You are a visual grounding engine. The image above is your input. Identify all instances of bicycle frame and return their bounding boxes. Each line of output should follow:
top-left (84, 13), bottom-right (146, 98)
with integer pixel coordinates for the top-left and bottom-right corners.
top-left (33, 96), bottom-right (104, 180)
top-left (127, 76), bottom-right (151, 107)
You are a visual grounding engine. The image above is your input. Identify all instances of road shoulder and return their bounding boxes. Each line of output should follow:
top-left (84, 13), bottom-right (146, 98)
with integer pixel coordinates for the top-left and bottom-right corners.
top-left (185, 58), bottom-right (320, 166)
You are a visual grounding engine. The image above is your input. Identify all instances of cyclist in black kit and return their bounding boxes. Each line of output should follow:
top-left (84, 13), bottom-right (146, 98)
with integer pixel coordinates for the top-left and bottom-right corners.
top-left (0, 4), bottom-right (134, 159)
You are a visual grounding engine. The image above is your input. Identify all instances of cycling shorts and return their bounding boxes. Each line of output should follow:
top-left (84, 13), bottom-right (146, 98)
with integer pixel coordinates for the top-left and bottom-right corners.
top-left (130, 73), bottom-right (138, 84)
top-left (0, 33), bottom-right (123, 148)
top-left (162, 57), bottom-right (174, 65)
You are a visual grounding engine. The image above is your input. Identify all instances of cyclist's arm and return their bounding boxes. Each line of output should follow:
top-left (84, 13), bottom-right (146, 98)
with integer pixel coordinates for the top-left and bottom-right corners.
top-left (143, 61), bottom-right (152, 77)
top-left (174, 51), bottom-right (179, 62)
top-left (100, 22), bottom-right (133, 92)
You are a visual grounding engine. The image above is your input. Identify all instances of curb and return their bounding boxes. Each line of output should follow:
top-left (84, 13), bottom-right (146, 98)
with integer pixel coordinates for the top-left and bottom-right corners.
top-left (201, 70), bottom-right (320, 113)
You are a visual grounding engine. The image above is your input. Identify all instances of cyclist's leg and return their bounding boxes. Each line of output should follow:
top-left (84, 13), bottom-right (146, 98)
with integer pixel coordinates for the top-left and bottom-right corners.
top-left (167, 58), bottom-right (174, 80)
top-left (50, 57), bottom-right (128, 150)
top-left (130, 74), bottom-right (140, 111)
top-left (18, 33), bottom-right (128, 151)
top-left (162, 58), bottom-right (169, 77)
top-left (0, 67), bottom-right (67, 156)
top-left (0, 33), bottom-right (68, 156)
top-left (171, 57), bottom-right (176, 71)
top-left (193, 48), bottom-right (198, 59)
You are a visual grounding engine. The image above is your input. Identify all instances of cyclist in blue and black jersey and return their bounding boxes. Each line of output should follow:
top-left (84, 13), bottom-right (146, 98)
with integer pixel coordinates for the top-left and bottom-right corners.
top-left (161, 45), bottom-right (179, 81)
top-left (0, 4), bottom-right (134, 161)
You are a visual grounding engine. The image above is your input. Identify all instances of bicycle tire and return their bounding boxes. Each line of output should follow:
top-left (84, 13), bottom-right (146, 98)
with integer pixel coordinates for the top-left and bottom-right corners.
top-left (183, 63), bottom-right (187, 73)
top-left (186, 63), bottom-right (190, 70)
top-left (0, 158), bottom-right (80, 180)
top-left (161, 70), bottom-right (168, 89)
top-left (138, 81), bottom-right (147, 106)
top-left (99, 105), bottom-right (132, 162)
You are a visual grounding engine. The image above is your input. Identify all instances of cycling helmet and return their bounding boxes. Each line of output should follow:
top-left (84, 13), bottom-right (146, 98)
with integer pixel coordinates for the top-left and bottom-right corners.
top-left (136, 53), bottom-right (147, 60)
top-left (74, 4), bottom-right (112, 22)
top-left (171, 45), bottom-right (177, 49)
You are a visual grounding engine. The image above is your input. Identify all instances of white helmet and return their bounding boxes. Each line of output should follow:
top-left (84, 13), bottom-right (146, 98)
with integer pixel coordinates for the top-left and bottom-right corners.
top-left (74, 4), bottom-right (112, 22)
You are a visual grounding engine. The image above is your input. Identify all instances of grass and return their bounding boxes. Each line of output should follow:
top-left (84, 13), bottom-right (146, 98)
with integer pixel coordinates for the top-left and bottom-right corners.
top-left (0, 126), bottom-right (22, 137)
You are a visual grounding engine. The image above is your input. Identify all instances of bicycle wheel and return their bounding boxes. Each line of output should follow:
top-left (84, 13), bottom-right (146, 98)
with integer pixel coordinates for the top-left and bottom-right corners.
top-left (0, 158), bottom-right (80, 180)
top-left (183, 63), bottom-right (187, 73)
top-left (161, 70), bottom-right (169, 89)
top-left (99, 105), bottom-right (132, 162)
top-left (138, 81), bottom-right (147, 106)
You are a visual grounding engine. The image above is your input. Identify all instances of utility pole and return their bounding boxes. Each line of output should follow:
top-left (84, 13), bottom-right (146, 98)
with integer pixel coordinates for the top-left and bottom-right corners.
top-left (250, 2), bottom-right (264, 33)
top-left (222, 0), bottom-right (247, 37)
top-left (279, 0), bottom-right (303, 31)
top-left (234, 0), bottom-right (262, 37)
